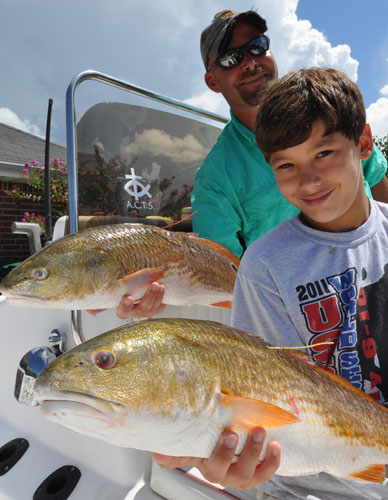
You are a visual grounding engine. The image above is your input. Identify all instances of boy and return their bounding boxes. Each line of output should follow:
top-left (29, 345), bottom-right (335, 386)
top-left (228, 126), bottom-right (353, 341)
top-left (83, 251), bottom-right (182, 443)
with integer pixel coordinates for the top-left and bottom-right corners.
top-left (232, 67), bottom-right (388, 499)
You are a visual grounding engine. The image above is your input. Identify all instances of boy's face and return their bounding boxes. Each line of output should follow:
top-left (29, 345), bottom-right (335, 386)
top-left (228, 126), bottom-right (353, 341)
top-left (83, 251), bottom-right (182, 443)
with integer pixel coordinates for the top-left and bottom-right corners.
top-left (269, 120), bottom-right (373, 232)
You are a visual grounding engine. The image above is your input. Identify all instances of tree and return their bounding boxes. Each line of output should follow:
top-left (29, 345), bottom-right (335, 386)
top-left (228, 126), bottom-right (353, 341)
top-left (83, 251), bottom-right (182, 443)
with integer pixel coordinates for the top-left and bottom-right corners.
top-left (374, 134), bottom-right (388, 164)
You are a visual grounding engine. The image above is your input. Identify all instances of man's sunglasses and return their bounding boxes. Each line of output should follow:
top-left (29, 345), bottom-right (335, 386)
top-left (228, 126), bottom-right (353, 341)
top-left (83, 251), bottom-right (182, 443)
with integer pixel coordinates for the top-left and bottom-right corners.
top-left (207, 35), bottom-right (270, 71)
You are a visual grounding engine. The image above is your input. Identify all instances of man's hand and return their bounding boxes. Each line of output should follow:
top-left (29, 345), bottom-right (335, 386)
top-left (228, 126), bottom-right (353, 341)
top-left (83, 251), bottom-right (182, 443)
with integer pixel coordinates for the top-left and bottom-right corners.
top-left (152, 428), bottom-right (281, 491)
top-left (87, 282), bottom-right (166, 319)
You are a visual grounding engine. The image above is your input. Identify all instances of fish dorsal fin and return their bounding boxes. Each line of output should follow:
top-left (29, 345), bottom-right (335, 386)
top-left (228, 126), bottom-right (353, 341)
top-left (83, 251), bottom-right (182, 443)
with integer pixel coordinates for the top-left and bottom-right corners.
top-left (193, 237), bottom-right (240, 269)
top-left (349, 464), bottom-right (386, 483)
top-left (308, 362), bottom-right (388, 412)
top-left (220, 393), bottom-right (299, 431)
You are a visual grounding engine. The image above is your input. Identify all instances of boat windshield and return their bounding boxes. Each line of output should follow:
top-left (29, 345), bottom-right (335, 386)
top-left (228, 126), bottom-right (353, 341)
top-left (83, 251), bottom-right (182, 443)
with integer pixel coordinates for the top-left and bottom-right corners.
top-left (75, 102), bottom-right (222, 231)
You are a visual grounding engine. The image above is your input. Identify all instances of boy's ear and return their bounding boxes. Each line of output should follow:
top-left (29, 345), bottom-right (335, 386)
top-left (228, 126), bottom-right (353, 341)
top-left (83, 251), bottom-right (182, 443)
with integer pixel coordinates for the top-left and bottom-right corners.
top-left (359, 124), bottom-right (374, 161)
top-left (204, 71), bottom-right (221, 94)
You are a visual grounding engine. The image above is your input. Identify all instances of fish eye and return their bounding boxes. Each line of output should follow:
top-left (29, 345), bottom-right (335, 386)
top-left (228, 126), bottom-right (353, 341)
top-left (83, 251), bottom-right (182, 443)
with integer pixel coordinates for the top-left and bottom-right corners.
top-left (93, 349), bottom-right (117, 370)
top-left (32, 268), bottom-right (48, 281)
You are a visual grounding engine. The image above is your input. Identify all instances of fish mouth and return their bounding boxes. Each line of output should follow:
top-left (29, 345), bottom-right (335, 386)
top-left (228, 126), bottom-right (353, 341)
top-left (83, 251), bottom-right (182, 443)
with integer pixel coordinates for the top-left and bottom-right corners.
top-left (35, 390), bottom-right (128, 422)
top-left (1, 291), bottom-right (49, 306)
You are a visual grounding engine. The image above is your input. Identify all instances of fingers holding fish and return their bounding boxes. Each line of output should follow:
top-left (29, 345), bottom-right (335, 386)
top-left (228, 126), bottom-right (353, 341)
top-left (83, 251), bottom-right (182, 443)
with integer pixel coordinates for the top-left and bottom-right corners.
top-left (86, 283), bottom-right (166, 319)
top-left (233, 434), bottom-right (281, 490)
top-left (152, 429), bottom-right (278, 490)
top-left (118, 283), bottom-right (166, 319)
top-left (197, 428), bottom-right (279, 491)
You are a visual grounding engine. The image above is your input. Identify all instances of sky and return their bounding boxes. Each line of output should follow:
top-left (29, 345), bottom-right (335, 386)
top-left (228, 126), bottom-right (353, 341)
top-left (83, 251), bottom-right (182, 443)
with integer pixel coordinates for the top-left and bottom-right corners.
top-left (1, 0), bottom-right (388, 148)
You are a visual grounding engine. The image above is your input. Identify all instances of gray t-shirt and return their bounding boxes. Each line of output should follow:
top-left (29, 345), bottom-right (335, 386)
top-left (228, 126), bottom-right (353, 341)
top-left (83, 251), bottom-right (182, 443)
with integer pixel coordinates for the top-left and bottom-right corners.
top-left (232, 200), bottom-right (388, 500)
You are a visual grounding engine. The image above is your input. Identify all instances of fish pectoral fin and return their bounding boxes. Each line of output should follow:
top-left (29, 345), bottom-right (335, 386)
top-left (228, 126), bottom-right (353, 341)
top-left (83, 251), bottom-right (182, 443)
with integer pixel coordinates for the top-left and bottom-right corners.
top-left (210, 301), bottom-right (232, 309)
top-left (220, 393), bottom-right (299, 431)
top-left (349, 464), bottom-right (386, 483)
top-left (116, 268), bottom-right (165, 296)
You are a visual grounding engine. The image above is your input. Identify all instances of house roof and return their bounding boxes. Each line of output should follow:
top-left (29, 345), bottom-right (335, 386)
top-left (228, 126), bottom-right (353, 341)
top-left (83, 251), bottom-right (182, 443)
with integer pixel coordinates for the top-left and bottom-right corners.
top-left (0, 122), bottom-right (67, 180)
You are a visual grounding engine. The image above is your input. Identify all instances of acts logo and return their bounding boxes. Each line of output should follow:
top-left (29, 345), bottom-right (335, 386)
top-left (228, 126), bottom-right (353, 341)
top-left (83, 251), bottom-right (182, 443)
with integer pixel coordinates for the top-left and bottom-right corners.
top-left (124, 168), bottom-right (154, 210)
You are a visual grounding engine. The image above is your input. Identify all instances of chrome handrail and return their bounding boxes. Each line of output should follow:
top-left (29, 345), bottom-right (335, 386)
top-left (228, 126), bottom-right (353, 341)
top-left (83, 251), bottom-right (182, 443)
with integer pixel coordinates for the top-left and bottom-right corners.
top-left (65, 69), bottom-right (228, 344)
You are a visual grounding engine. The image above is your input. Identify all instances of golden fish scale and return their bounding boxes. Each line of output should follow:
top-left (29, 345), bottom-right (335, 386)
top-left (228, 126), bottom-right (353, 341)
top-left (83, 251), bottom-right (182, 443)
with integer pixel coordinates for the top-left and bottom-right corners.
top-left (0, 231), bottom-right (117, 302)
top-left (1, 224), bottom-right (237, 302)
top-left (71, 224), bottom-right (236, 292)
top-left (40, 318), bottom-right (388, 451)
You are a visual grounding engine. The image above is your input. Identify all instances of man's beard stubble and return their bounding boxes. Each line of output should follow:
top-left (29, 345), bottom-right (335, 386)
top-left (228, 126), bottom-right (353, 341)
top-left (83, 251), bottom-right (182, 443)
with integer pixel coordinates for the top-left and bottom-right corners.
top-left (237, 69), bottom-right (274, 106)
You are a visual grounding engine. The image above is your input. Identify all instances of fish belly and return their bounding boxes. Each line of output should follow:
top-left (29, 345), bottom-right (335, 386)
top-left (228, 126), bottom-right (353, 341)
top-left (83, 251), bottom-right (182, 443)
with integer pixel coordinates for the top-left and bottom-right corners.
top-left (266, 422), bottom-right (388, 479)
top-left (41, 401), bottom-right (226, 457)
top-left (161, 273), bottom-right (232, 307)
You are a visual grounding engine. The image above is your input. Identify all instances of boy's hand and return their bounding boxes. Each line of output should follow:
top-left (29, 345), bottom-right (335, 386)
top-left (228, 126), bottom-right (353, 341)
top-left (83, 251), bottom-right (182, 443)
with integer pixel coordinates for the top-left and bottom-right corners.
top-left (152, 428), bottom-right (281, 491)
top-left (86, 282), bottom-right (166, 319)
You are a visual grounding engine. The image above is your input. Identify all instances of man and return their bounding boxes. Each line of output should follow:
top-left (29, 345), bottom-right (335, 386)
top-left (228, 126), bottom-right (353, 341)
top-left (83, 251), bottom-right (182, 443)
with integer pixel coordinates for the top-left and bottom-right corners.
top-left (191, 9), bottom-right (388, 258)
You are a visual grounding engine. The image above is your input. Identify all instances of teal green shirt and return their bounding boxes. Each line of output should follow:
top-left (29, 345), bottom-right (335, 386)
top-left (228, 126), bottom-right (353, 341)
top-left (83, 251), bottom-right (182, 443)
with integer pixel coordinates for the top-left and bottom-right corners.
top-left (191, 111), bottom-right (388, 257)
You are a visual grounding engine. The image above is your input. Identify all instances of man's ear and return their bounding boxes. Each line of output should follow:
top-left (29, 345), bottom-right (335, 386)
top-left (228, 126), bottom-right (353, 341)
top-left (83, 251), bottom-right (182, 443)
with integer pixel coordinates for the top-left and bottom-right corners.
top-left (359, 123), bottom-right (374, 161)
top-left (204, 71), bottom-right (221, 93)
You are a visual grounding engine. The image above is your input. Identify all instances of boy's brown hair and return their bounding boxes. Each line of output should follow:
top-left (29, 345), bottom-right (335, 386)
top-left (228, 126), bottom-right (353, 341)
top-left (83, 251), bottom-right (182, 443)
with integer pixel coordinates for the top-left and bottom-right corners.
top-left (255, 68), bottom-right (366, 160)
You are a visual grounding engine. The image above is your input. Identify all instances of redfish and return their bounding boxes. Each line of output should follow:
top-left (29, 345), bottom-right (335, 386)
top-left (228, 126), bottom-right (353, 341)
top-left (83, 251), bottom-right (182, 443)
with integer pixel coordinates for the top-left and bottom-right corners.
top-left (34, 318), bottom-right (388, 483)
top-left (0, 224), bottom-right (238, 309)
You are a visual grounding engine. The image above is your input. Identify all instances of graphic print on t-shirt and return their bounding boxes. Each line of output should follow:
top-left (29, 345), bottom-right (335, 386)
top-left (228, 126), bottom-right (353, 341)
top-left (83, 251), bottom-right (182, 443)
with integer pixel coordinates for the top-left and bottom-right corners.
top-left (296, 265), bottom-right (388, 404)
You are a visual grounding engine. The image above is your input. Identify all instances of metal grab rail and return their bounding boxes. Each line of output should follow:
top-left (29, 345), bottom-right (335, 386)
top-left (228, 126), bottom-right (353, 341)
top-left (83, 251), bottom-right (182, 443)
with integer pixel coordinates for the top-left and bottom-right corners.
top-left (65, 69), bottom-right (228, 344)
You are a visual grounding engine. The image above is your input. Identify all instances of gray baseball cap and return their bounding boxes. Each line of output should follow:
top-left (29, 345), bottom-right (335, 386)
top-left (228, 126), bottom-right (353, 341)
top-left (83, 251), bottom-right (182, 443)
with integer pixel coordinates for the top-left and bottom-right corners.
top-left (200, 9), bottom-right (268, 70)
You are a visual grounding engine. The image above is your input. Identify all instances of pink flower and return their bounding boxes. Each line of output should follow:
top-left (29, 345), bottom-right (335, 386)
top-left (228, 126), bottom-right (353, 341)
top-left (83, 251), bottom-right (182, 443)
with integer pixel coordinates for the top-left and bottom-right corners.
top-left (31, 160), bottom-right (38, 166)
top-left (24, 211), bottom-right (30, 216)
top-left (25, 162), bottom-right (30, 168)
top-left (21, 218), bottom-right (26, 222)
top-left (22, 168), bottom-right (29, 174)
top-left (11, 189), bottom-right (16, 193)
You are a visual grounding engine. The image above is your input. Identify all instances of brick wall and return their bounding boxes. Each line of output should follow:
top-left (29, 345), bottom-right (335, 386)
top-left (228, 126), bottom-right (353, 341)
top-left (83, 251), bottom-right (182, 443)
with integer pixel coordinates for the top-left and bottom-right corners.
top-left (0, 181), bottom-right (50, 267)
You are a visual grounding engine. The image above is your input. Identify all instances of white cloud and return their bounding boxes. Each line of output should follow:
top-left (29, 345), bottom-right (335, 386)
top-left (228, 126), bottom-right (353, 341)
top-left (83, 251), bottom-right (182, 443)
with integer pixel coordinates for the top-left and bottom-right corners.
top-left (366, 86), bottom-right (388, 140)
top-left (183, 89), bottom-right (228, 116)
top-left (255, 0), bottom-right (358, 80)
top-left (0, 107), bottom-right (42, 136)
top-left (123, 128), bottom-right (209, 163)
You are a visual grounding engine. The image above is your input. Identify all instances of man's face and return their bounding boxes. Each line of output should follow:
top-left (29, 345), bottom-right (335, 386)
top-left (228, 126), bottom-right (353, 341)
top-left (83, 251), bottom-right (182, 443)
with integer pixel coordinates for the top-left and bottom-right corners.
top-left (269, 120), bottom-right (373, 232)
top-left (206, 21), bottom-right (278, 108)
